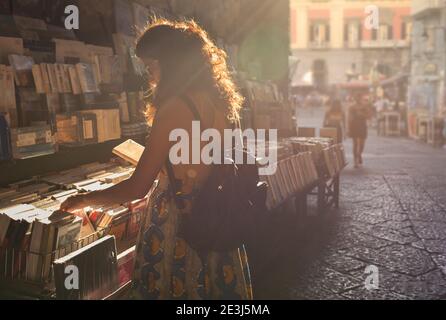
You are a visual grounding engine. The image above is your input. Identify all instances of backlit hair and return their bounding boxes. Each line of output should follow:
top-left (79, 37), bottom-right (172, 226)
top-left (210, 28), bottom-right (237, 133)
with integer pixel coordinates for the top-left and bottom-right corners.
top-left (135, 18), bottom-right (242, 124)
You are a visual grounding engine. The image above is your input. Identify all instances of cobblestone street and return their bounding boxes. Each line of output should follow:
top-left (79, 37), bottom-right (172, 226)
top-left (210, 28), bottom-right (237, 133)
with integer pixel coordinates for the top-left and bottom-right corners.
top-left (253, 108), bottom-right (446, 300)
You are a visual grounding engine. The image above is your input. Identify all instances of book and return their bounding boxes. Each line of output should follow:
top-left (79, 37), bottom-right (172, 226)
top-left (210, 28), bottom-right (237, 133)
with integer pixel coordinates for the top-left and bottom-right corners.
top-left (108, 208), bottom-right (130, 245)
top-left (40, 64), bottom-right (51, 93)
top-left (93, 55), bottom-right (123, 85)
top-left (97, 206), bottom-right (128, 232)
top-left (62, 64), bottom-right (72, 93)
top-left (113, 139), bottom-right (145, 166)
top-left (46, 63), bottom-right (59, 93)
top-left (55, 64), bottom-right (65, 93)
top-left (0, 204), bottom-right (35, 248)
top-left (85, 45), bottom-right (114, 65)
top-left (68, 65), bottom-right (82, 95)
top-left (8, 54), bottom-right (35, 87)
top-left (53, 39), bottom-right (87, 64)
top-left (45, 93), bottom-right (61, 114)
top-left (116, 92), bottom-right (130, 123)
top-left (117, 246), bottom-right (135, 287)
top-left (75, 63), bottom-right (99, 93)
top-left (32, 64), bottom-right (45, 93)
top-left (78, 109), bottom-right (121, 143)
top-left (53, 235), bottom-right (119, 300)
top-left (126, 198), bottom-right (147, 239)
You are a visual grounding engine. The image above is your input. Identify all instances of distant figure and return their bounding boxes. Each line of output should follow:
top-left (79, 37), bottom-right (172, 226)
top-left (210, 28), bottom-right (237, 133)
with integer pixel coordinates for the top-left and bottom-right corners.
top-left (323, 99), bottom-right (345, 143)
top-left (348, 96), bottom-right (369, 168)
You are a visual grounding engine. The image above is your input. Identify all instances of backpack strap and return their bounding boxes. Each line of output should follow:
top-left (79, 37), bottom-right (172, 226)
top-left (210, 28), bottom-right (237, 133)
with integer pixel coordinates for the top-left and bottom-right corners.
top-left (165, 95), bottom-right (201, 210)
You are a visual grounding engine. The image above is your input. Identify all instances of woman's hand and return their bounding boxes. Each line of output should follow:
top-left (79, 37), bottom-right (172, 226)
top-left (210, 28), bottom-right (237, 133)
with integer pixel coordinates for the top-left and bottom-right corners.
top-left (60, 194), bottom-right (89, 212)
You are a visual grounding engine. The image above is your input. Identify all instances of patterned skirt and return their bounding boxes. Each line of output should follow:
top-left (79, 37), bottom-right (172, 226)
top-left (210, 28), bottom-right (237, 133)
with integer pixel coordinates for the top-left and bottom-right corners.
top-left (129, 171), bottom-right (253, 300)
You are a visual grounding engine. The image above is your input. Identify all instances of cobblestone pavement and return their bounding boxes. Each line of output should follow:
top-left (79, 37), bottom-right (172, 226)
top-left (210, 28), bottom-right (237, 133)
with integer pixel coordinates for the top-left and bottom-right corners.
top-left (252, 107), bottom-right (446, 300)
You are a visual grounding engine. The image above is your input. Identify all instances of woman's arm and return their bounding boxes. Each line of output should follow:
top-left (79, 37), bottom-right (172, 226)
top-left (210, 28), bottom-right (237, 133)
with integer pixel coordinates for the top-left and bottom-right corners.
top-left (60, 97), bottom-right (193, 212)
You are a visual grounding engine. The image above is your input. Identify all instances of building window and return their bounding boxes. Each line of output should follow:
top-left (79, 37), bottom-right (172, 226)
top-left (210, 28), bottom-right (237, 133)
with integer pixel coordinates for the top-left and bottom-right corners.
top-left (310, 21), bottom-right (330, 47)
top-left (344, 21), bottom-right (361, 47)
top-left (372, 24), bottom-right (393, 41)
top-left (401, 21), bottom-right (412, 41)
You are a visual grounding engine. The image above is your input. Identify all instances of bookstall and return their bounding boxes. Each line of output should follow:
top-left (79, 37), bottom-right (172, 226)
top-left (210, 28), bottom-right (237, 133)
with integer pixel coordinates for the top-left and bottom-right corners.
top-left (240, 78), bottom-right (295, 136)
top-left (0, 152), bottom-right (146, 299)
top-left (0, 1), bottom-right (157, 173)
top-left (259, 136), bottom-right (346, 215)
top-left (0, 0), bottom-right (334, 300)
top-left (407, 109), bottom-right (445, 148)
top-left (0, 133), bottom-right (346, 299)
top-left (377, 111), bottom-right (402, 137)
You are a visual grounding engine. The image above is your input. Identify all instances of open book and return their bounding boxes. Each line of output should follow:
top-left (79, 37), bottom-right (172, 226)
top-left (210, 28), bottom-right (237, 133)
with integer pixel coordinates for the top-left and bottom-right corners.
top-left (112, 139), bottom-right (144, 166)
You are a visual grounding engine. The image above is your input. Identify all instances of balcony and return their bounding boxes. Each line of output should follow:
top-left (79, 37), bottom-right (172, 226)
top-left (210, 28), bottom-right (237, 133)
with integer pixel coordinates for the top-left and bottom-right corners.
top-left (360, 39), bottom-right (410, 49)
top-left (412, 0), bottom-right (446, 18)
top-left (308, 41), bottom-right (330, 50)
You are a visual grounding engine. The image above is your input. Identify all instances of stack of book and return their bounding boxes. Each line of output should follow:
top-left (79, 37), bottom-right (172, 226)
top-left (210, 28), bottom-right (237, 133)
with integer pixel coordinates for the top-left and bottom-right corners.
top-left (0, 155), bottom-right (148, 288)
top-left (261, 152), bottom-right (319, 210)
top-left (322, 144), bottom-right (347, 178)
top-left (0, 204), bottom-right (84, 282)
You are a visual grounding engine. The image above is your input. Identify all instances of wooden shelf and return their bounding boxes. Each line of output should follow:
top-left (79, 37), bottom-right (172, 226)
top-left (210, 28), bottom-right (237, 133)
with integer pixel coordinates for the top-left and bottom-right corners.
top-left (0, 135), bottom-right (146, 187)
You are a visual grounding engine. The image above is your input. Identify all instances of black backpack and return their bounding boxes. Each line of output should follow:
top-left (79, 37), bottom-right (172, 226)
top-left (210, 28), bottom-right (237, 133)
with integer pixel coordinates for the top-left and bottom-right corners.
top-left (165, 95), bottom-right (268, 253)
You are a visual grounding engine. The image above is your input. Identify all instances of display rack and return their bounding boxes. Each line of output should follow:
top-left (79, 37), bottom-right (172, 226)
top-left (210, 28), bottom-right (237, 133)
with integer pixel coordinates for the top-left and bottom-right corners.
top-left (0, 210), bottom-right (143, 300)
top-left (0, 135), bottom-right (146, 187)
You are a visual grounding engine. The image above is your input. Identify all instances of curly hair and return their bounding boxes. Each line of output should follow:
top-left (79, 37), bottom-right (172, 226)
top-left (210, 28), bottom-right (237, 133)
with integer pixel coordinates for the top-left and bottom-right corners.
top-left (135, 18), bottom-right (242, 124)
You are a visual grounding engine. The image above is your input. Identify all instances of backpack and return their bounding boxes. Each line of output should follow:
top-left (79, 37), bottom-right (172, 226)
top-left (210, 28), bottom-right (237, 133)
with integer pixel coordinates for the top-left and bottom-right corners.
top-left (165, 95), bottom-right (268, 253)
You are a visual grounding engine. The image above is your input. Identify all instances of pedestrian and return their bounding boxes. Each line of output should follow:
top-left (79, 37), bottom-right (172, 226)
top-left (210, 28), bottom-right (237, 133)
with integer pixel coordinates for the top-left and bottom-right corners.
top-left (60, 18), bottom-right (253, 300)
top-left (323, 99), bottom-right (345, 143)
top-left (348, 95), bottom-right (369, 168)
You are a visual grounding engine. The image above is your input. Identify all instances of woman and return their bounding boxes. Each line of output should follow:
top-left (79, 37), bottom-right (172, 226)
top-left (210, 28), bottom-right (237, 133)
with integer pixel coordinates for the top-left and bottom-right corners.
top-left (323, 99), bottom-right (345, 143)
top-left (348, 95), bottom-right (369, 168)
top-left (60, 19), bottom-right (253, 300)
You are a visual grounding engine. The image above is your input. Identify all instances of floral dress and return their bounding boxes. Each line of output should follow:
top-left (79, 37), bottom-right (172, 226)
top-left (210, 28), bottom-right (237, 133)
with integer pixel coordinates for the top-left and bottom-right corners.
top-left (129, 168), bottom-right (253, 300)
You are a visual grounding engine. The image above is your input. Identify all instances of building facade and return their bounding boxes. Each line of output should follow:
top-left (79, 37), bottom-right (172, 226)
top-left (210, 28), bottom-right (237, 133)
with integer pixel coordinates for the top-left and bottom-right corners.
top-left (136, 0), bottom-right (290, 96)
top-left (409, 0), bottom-right (446, 115)
top-left (290, 0), bottom-right (412, 91)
